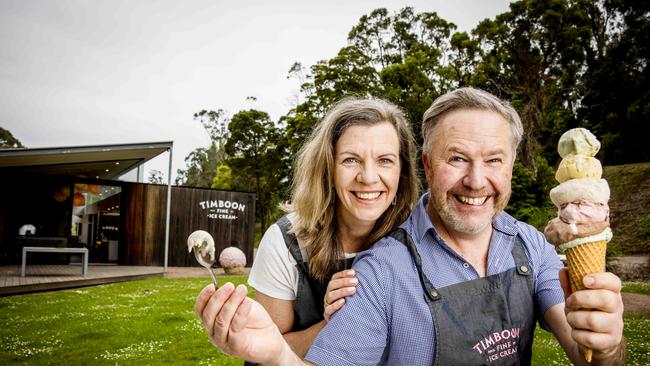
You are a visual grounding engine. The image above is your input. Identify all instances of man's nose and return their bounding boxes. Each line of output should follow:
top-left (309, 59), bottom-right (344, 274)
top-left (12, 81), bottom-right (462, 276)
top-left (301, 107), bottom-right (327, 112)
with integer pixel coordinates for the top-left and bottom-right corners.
top-left (463, 162), bottom-right (487, 190)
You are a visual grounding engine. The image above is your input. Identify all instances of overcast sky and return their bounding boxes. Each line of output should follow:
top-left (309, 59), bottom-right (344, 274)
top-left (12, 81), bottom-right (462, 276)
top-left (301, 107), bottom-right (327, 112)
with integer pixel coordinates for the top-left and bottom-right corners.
top-left (0, 0), bottom-right (512, 182)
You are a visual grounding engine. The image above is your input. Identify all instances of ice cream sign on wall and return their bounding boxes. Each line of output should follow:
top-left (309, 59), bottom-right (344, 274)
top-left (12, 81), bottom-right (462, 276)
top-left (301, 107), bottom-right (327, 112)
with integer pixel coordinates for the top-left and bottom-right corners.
top-left (199, 199), bottom-right (246, 220)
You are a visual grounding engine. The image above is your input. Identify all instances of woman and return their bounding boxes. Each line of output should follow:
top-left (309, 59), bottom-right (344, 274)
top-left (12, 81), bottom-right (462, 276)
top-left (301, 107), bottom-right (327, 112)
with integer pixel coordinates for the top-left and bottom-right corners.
top-left (245, 97), bottom-right (420, 357)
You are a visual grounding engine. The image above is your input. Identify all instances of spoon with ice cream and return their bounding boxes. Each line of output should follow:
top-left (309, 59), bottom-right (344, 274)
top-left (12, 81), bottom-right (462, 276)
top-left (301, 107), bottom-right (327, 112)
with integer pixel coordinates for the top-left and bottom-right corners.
top-left (187, 230), bottom-right (218, 287)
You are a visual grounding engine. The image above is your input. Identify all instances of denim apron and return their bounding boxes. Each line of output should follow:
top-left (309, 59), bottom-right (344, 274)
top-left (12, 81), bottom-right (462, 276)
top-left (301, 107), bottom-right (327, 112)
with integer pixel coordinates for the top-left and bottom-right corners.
top-left (390, 228), bottom-right (537, 365)
top-left (245, 217), bottom-right (353, 366)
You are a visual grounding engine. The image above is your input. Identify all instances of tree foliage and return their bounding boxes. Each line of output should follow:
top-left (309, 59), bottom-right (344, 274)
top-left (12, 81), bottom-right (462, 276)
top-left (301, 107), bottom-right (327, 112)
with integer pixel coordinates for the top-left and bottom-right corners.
top-left (224, 109), bottom-right (288, 230)
top-left (175, 110), bottom-right (229, 187)
top-left (147, 169), bottom-right (165, 184)
top-left (0, 127), bottom-right (24, 148)
top-left (211, 164), bottom-right (232, 190)
top-left (184, 0), bottom-right (647, 229)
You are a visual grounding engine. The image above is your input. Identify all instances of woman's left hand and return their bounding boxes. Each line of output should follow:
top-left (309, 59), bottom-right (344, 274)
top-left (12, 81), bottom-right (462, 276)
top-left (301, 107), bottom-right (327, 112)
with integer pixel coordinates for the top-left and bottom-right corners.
top-left (323, 269), bottom-right (358, 322)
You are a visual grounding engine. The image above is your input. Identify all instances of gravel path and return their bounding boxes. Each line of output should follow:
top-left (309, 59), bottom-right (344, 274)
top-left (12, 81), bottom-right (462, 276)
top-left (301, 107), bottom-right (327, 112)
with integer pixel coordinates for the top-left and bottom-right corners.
top-left (622, 292), bottom-right (650, 315)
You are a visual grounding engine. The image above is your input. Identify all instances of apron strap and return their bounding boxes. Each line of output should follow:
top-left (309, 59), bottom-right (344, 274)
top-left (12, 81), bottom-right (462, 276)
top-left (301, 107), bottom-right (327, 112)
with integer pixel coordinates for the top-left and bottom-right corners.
top-left (511, 233), bottom-right (536, 304)
top-left (277, 215), bottom-right (309, 273)
top-left (389, 228), bottom-right (441, 302)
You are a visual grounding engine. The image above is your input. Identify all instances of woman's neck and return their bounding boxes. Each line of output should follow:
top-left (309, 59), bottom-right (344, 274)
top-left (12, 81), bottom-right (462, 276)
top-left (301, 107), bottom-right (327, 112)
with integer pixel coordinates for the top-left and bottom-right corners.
top-left (336, 220), bottom-right (374, 253)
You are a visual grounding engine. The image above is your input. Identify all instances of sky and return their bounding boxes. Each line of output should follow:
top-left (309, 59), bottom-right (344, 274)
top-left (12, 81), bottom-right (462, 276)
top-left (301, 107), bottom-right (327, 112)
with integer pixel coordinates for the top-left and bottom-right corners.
top-left (0, 0), bottom-right (512, 182)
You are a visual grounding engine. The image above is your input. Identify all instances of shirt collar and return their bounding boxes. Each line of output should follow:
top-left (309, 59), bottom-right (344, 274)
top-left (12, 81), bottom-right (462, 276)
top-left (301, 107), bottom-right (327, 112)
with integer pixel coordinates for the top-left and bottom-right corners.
top-left (404, 192), bottom-right (519, 242)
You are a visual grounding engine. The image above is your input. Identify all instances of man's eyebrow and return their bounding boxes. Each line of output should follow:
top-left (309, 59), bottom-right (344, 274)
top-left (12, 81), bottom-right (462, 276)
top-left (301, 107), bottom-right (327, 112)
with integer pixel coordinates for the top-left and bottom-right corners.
top-left (485, 148), bottom-right (506, 155)
top-left (446, 146), bottom-right (466, 154)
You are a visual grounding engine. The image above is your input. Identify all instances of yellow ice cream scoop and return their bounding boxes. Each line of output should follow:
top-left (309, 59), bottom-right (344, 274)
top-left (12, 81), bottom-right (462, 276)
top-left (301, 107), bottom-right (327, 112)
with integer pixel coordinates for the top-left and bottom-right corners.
top-left (555, 154), bottom-right (602, 183)
top-left (558, 128), bottom-right (600, 158)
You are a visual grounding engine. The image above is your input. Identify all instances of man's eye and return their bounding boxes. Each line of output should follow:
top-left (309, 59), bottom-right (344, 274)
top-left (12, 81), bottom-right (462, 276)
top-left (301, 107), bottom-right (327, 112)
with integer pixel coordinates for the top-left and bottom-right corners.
top-left (450, 156), bottom-right (466, 162)
top-left (487, 158), bottom-right (502, 164)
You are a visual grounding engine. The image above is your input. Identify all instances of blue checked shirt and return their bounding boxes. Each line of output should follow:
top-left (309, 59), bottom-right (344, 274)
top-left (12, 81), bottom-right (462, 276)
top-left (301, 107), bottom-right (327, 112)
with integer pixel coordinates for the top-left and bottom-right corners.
top-left (305, 193), bottom-right (565, 366)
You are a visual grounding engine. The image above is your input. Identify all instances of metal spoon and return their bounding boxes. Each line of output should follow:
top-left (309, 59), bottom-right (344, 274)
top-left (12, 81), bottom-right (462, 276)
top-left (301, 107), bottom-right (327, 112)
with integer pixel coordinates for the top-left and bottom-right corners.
top-left (187, 230), bottom-right (218, 287)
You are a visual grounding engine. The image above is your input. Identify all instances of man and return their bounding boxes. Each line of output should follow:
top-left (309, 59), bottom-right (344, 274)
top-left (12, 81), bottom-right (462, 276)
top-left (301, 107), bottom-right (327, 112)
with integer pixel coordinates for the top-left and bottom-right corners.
top-left (195, 88), bottom-right (625, 365)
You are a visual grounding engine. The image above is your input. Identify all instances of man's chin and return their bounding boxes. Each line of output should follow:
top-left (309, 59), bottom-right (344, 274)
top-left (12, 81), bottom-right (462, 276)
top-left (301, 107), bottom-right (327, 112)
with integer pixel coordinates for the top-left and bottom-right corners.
top-left (441, 210), bottom-right (496, 235)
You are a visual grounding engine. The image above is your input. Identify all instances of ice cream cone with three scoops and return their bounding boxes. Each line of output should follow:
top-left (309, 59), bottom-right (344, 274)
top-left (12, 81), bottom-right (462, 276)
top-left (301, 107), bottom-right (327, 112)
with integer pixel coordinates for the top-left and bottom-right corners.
top-left (543, 128), bottom-right (612, 362)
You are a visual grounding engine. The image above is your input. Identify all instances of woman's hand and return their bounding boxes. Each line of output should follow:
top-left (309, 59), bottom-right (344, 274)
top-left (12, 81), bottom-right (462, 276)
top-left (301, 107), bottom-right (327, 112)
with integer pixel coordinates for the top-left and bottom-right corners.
top-left (323, 269), bottom-right (358, 321)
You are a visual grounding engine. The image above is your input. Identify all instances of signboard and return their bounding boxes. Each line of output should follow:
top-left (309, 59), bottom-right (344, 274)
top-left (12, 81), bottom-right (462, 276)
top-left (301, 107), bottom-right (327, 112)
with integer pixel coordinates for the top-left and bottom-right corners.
top-left (199, 199), bottom-right (247, 220)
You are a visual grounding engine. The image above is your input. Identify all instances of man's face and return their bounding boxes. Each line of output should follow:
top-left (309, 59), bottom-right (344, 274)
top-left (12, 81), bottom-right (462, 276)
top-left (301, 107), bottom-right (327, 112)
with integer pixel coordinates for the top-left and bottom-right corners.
top-left (422, 109), bottom-right (514, 237)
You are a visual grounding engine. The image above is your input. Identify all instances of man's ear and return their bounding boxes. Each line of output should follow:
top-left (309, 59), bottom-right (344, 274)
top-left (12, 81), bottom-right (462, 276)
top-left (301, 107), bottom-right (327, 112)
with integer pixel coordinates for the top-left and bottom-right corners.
top-left (422, 152), bottom-right (431, 181)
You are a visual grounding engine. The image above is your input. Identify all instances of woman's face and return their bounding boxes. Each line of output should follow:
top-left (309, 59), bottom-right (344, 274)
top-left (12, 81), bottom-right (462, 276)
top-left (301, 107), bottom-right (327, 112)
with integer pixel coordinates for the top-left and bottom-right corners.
top-left (333, 122), bottom-right (401, 229)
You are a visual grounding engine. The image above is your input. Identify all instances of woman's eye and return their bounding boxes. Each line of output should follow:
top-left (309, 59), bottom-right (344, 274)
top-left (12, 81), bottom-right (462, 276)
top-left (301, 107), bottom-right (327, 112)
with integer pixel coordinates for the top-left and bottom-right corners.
top-left (379, 158), bottom-right (393, 165)
top-left (343, 157), bottom-right (358, 164)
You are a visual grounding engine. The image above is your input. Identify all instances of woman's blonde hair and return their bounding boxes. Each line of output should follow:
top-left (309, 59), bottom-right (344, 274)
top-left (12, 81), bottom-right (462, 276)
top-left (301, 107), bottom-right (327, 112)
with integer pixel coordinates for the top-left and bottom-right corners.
top-left (287, 97), bottom-right (420, 281)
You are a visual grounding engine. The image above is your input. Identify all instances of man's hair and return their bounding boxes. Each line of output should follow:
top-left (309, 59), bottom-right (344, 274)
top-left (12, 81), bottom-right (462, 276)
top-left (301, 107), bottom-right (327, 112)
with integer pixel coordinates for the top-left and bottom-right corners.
top-left (288, 97), bottom-right (420, 281)
top-left (421, 87), bottom-right (524, 157)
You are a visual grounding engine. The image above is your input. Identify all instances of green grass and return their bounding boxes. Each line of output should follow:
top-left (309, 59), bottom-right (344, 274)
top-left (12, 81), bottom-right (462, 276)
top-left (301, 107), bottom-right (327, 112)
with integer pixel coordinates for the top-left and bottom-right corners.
top-left (1, 278), bottom-right (648, 365)
top-left (0, 277), bottom-right (249, 366)
top-left (532, 315), bottom-right (650, 366)
top-left (623, 282), bottom-right (650, 296)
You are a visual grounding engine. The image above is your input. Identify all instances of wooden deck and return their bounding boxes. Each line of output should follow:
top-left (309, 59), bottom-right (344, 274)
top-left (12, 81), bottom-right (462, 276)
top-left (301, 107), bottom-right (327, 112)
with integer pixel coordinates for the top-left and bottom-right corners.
top-left (0, 264), bottom-right (248, 296)
top-left (0, 264), bottom-right (165, 296)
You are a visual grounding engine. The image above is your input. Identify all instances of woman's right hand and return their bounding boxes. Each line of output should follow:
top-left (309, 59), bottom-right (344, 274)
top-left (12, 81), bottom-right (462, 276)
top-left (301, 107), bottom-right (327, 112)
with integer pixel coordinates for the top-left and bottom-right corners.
top-left (323, 269), bottom-right (358, 322)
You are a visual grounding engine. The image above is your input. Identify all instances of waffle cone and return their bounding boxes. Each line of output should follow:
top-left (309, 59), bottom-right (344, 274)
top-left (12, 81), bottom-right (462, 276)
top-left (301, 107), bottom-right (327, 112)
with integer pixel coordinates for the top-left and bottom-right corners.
top-left (564, 240), bottom-right (607, 292)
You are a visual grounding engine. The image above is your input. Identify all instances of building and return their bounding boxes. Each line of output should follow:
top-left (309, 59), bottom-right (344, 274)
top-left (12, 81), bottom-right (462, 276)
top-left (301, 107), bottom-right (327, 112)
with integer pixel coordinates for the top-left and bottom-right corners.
top-left (0, 142), bottom-right (256, 270)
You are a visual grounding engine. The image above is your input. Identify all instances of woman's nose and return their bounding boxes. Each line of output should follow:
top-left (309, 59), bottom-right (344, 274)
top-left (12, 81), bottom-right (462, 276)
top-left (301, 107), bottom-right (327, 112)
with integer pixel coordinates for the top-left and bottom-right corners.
top-left (356, 162), bottom-right (379, 184)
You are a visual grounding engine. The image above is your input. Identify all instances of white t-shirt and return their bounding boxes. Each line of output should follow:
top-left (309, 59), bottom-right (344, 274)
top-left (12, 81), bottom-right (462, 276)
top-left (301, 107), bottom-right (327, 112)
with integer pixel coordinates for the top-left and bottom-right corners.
top-left (248, 220), bottom-right (303, 300)
top-left (248, 214), bottom-right (357, 301)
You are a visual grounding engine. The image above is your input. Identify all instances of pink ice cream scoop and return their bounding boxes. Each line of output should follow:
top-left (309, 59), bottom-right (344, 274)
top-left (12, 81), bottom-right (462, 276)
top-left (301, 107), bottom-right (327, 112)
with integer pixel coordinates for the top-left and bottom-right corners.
top-left (559, 200), bottom-right (609, 234)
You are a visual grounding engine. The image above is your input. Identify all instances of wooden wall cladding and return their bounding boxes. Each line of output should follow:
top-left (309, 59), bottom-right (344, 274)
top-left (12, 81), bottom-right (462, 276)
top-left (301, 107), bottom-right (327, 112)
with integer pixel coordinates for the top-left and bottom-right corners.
top-left (122, 183), bottom-right (256, 267)
top-left (121, 184), bottom-right (166, 265)
top-left (168, 187), bottom-right (256, 267)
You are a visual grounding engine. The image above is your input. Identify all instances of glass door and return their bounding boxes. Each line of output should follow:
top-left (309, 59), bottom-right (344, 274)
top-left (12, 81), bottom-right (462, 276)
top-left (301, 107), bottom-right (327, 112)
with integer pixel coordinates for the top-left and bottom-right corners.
top-left (71, 183), bottom-right (121, 263)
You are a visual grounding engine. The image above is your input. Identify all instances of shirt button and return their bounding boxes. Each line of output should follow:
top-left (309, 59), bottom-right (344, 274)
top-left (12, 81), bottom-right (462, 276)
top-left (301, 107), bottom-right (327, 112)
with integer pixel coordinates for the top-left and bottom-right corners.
top-left (463, 263), bottom-right (470, 269)
top-left (520, 265), bottom-right (529, 273)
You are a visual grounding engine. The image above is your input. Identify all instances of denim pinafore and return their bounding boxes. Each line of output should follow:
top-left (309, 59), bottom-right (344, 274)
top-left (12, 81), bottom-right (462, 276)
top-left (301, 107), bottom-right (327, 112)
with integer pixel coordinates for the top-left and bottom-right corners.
top-left (390, 228), bottom-right (537, 365)
top-left (277, 215), bottom-right (355, 330)
top-left (245, 216), bottom-right (353, 366)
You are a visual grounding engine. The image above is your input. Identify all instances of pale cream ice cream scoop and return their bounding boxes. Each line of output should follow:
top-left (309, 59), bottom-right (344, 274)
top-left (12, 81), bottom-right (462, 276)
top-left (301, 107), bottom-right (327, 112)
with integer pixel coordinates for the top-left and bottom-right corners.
top-left (555, 155), bottom-right (602, 183)
top-left (550, 178), bottom-right (610, 208)
top-left (558, 128), bottom-right (600, 158)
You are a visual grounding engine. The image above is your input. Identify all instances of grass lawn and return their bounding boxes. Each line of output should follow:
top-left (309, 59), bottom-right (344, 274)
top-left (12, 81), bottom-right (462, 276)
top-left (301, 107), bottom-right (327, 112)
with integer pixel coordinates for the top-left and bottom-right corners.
top-left (623, 281), bottom-right (650, 296)
top-left (0, 277), bottom-right (250, 366)
top-left (1, 278), bottom-right (648, 365)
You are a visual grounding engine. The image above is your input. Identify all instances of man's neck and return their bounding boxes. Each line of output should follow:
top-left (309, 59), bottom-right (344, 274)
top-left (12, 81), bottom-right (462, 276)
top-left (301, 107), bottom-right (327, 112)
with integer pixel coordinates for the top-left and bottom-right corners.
top-left (427, 204), bottom-right (492, 277)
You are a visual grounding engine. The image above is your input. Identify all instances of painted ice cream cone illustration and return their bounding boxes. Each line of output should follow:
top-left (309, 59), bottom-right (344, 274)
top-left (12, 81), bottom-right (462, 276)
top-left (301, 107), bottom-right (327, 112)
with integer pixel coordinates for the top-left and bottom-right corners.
top-left (543, 128), bottom-right (612, 363)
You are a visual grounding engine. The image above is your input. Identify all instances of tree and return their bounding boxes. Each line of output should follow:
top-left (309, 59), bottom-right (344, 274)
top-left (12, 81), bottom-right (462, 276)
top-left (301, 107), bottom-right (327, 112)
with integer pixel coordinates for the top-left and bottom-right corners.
top-left (576, 0), bottom-right (650, 164)
top-left (211, 164), bottom-right (232, 190)
top-left (225, 109), bottom-right (288, 229)
top-left (0, 127), bottom-right (24, 148)
top-left (176, 109), bottom-right (229, 187)
top-left (473, 0), bottom-right (591, 168)
top-left (147, 169), bottom-right (165, 184)
top-left (175, 145), bottom-right (221, 187)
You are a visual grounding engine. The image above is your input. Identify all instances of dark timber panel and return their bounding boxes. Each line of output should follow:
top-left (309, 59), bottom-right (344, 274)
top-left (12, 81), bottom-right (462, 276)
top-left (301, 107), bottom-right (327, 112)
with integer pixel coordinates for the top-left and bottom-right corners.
top-left (122, 184), bottom-right (256, 266)
top-left (121, 184), bottom-right (166, 265)
top-left (168, 187), bottom-right (256, 267)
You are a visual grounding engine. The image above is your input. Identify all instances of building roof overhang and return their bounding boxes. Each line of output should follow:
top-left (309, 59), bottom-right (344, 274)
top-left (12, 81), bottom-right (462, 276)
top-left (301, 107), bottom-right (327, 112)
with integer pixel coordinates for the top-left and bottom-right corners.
top-left (0, 141), bottom-right (172, 180)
